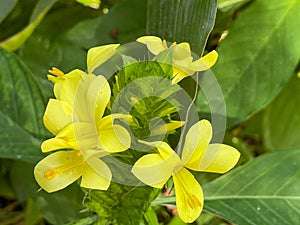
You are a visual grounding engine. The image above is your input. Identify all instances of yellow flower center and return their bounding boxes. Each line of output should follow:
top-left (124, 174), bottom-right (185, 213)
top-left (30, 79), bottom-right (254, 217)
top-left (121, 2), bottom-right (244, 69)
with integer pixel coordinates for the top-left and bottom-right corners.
top-left (44, 152), bottom-right (83, 180)
top-left (48, 67), bottom-right (65, 77)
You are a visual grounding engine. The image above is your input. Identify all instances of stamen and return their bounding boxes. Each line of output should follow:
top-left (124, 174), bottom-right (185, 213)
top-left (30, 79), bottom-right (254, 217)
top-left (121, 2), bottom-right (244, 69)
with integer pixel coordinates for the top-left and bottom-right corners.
top-left (48, 67), bottom-right (65, 77)
top-left (43, 153), bottom-right (83, 180)
top-left (162, 40), bottom-right (168, 49)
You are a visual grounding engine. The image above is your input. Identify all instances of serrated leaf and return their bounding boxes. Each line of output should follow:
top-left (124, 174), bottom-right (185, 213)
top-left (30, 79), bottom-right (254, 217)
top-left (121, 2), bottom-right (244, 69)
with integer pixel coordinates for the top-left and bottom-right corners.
top-left (197, 0), bottom-right (300, 127)
top-left (0, 47), bottom-right (46, 161)
top-left (86, 182), bottom-right (159, 225)
top-left (147, 0), bottom-right (217, 56)
top-left (263, 74), bottom-right (300, 150)
top-left (203, 149), bottom-right (300, 225)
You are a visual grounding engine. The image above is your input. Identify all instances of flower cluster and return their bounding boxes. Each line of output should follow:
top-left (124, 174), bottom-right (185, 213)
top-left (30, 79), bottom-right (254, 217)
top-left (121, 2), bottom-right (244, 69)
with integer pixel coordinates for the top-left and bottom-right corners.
top-left (34, 36), bottom-right (240, 223)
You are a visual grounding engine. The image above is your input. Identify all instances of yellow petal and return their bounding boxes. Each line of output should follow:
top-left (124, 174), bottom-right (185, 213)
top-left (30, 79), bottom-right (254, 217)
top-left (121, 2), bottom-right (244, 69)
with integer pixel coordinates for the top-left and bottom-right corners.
top-left (173, 168), bottom-right (203, 223)
top-left (98, 124), bottom-right (130, 153)
top-left (182, 120), bottom-right (212, 167)
top-left (81, 157), bottom-right (112, 190)
top-left (86, 75), bottom-right (111, 121)
top-left (43, 99), bottom-right (73, 135)
top-left (131, 153), bottom-right (173, 188)
top-left (52, 69), bottom-right (86, 104)
top-left (190, 50), bottom-right (218, 71)
top-left (151, 120), bottom-right (185, 135)
top-left (136, 36), bottom-right (166, 55)
top-left (42, 122), bottom-right (98, 152)
top-left (173, 43), bottom-right (191, 61)
top-left (196, 143), bottom-right (240, 173)
top-left (41, 137), bottom-right (73, 153)
top-left (72, 73), bottom-right (96, 122)
top-left (87, 44), bottom-right (120, 74)
top-left (34, 150), bottom-right (83, 193)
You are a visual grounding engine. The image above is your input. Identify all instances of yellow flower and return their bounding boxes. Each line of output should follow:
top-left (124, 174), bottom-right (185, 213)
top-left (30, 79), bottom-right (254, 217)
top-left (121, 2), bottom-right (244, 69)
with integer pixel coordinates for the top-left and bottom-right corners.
top-left (132, 120), bottom-right (240, 223)
top-left (137, 36), bottom-right (218, 84)
top-left (34, 69), bottom-right (130, 192)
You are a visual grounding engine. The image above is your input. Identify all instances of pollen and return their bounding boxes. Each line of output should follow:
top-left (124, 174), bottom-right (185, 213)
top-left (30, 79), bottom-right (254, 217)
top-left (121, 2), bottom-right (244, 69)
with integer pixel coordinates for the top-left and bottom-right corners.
top-left (44, 169), bottom-right (55, 180)
top-left (48, 67), bottom-right (65, 77)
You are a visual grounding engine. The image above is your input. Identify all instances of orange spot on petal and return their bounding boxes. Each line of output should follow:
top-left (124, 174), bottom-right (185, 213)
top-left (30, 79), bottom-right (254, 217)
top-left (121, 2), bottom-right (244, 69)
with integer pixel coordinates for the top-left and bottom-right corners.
top-left (44, 170), bottom-right (55, 180)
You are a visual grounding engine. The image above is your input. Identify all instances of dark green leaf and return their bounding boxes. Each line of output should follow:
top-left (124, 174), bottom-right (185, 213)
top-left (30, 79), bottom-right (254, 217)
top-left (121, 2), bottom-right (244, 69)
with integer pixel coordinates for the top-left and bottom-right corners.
top-left (263, 74), bottom-right (300, 150)
top-left (0, 47), bottom-right (46, 161)
top-left (0, 0), bottom-right (17, 24)
top-left (30, 0), bottom-right (57, 22)
top-left (147, 0), bottom-right (217, 55)
top-left (10, 161), bottom-right (85, 225)
top-left (203, 149), bottom-right (300, 225)
top-left (197, 0), bottom-right (300, 127)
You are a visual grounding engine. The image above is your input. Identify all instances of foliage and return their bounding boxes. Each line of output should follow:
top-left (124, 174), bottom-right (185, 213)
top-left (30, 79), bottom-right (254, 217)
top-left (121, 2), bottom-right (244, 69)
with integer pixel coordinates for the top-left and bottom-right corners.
top-left (0, 0), bottom-right (300, 224)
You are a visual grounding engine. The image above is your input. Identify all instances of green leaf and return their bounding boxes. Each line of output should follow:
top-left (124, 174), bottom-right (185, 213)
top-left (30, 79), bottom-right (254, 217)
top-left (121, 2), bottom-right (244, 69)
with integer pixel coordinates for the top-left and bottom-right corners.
top-left (86, 182), bottom-right (159, 225)
top-left (0, 47), bottom-right (46, 161)
top-left (24, 198), bottom-right (43, 225)
top-left (0, 111), bottom-right (42, 162)
top-left (0, 0), bottom-right (17, 23)
top-left (263, 74), bottom-right (300, 150)
top-left (146, 0), bottom-right (217, 55)
top-left (197, 0), bottom-right (300, 127)
top-left (203, 149), bottom-right (300, 225)
top-left (0, 0), bottom-right (56, 51)
top-left (143, 207), bottom-right (160, 225)
top-left (76, 0), bottom-right (100, 9)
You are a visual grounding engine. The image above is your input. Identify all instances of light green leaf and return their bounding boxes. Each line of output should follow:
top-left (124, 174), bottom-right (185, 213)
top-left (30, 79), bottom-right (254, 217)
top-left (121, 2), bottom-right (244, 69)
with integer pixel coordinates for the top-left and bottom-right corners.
top-left (0, 0), bottom-right (17, 23)
top-left (147, 0), bottom-right (217, 56)
top-left (76, 0), bottom-right (100, 9)
top-left (203, 149), bottom-right (300, 225)
top-left (218, 0), bottom-right (251, 12)
top-left (0, 0), bottom-right (56, 51)
top-left (86, 182), bottom-right (159, 225)
top-left (197, 0), bottom-right (300, 127)
top-left (263, 74), bottom-right (300, 150)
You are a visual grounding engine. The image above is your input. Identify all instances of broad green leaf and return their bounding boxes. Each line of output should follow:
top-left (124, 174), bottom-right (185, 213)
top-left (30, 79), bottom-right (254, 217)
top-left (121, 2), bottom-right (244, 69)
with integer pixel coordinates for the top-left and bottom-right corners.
top-left (146, 0), bottom-right (217, 125)
top-left (86, 182), bottom-right (159, 225)
top-left (203, 149), bottom-right (300, 225)
top-left (146, 0), bottom-right (217, 56)
top-left (197, 0), bottom-right (300, 127)
top-left (0, 112), bottom-right (42, 162)
top-left (0, 0), bottom-right (56, 51)
top-left (0, 47), bottom-right (46, 161)
top-left (0, 0), bottom-right (17, 23)
top-left (263, 74), bottom-right (300, 150)
top-left (153, 149), bottom-right (300, 224)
